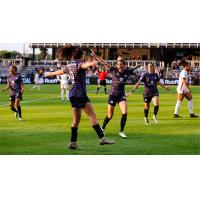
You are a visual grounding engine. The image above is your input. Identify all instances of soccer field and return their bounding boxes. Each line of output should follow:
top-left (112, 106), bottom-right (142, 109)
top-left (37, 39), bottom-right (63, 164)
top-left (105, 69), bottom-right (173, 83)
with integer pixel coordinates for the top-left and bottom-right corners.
top-left (0, 84), bottom-right (199, 155)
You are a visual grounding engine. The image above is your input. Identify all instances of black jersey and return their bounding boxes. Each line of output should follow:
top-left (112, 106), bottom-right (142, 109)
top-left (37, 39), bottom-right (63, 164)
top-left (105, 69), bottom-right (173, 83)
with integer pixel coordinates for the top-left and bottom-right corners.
top-left (7, 73), bottom-right (23, 96)
top-left (140, 72), bottom-right (160, 90)
top-left (109, 67), bottom-right (134, 96)
top-left (63, 60), bottom-right (87, 98)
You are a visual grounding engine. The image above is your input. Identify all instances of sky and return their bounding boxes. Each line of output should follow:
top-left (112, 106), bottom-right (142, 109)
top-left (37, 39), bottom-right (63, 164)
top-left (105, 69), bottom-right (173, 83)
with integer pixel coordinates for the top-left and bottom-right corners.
top-left (0, 43), bottom-right (32, 54)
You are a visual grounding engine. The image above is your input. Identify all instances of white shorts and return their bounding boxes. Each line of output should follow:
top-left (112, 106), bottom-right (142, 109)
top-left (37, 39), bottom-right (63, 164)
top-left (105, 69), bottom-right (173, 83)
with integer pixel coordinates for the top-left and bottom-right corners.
top-left (61, 82), bottom-right (68, 89)
top-left (177, 85), bottom-right (189, 94)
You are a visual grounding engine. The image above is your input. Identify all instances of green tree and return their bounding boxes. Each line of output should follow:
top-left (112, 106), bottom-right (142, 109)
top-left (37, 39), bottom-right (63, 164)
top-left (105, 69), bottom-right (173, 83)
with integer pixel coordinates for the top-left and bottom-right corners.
top-left (0, 50), bottom-right (19, 59)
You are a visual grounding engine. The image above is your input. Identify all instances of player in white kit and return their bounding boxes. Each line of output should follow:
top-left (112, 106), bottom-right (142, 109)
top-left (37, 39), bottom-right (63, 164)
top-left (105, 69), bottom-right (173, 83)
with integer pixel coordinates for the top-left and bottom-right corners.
top-left (174, 60), bottom-right (198, 118)
top-left (57, 73), bottom-right (70, 100)
top-left (31, 70), bottom-right (42, 91)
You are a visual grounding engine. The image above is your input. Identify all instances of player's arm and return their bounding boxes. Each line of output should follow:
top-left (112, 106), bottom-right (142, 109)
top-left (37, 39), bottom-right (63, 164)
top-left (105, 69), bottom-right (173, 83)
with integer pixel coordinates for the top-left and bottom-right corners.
top-left (81, 61), bottom-right (98, 69)
top-left (21, 82), bottom-right (24, 93)
top-left (1, 83), bottom-right (10, 92)
top-left (157, 81), bottom-right (170, 90)
top-left (45, 70), bottom-right (65, 77)
top-left (90, 49), bottom-right (111, 69)
top-left (132, 63), bottom-right (142, 71)
top-left (132, 80), bottom-right (141, 93)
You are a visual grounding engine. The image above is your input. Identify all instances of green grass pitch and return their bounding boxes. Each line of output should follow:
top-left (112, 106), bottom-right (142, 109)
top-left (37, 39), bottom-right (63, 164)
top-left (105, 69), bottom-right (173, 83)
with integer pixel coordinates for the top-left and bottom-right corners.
top-left (0, 84), bottom-right (199, 155)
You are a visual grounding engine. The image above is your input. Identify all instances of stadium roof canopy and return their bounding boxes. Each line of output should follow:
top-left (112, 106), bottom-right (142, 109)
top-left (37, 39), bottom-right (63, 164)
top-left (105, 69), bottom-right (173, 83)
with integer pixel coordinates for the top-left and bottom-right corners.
top-left (29, 43), bottom-right (200, 48)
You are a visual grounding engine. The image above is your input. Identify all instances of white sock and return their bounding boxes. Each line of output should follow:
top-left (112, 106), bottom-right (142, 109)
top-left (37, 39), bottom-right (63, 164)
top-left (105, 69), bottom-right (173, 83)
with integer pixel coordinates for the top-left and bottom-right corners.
top-left (175, 100), bottom-right (182, 115)
top-left (66, 90), bottom-right (69, 100)
top-left (188, 100), bottom-right (193, 114)
top-left (61, 89), bottom-right (64, 99)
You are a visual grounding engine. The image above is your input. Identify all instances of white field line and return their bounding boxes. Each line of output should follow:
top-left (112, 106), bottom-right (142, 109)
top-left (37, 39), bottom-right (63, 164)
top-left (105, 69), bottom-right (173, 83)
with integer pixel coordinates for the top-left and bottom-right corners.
top-left (0, 96), bottom-right (60, 107)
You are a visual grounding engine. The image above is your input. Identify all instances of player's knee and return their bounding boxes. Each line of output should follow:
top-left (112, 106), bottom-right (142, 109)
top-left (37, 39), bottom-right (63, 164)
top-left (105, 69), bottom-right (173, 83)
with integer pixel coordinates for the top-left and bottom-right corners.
top-left (108, 113), bottom-right (113, 119)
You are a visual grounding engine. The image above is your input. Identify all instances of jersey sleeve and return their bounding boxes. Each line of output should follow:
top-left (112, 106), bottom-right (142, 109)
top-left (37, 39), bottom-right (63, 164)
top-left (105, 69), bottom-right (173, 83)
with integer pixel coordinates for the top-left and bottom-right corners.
top-left (180, 71), bottom-right (188, 79)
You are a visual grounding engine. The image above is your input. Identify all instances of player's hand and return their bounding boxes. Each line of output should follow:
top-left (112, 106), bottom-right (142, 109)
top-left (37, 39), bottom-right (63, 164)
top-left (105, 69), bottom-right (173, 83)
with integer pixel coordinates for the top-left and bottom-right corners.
top-left (44, 72), bottom-right (49, 77)
top-left (131, 88), bottom-right (135, 94)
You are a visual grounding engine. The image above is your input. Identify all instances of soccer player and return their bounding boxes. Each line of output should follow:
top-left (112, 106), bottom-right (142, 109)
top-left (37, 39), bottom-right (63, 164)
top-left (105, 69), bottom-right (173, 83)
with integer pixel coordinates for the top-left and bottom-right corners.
top-left (1, 65), bottom-right (24, 121)
top-left (46, 46), bottom-right (115, 149)
top-left (132, 63), bottom-right (170, 125)
top-left (96, 68), bottom-right (108, 94)
top-left (91, 50), bottom-right (141, 138)
top-left (174, 60), bottom-right (198, 118)
top-left (57, 71), bottom-right (70, 100)
top-left (31, 70), bottom-right (42, 91)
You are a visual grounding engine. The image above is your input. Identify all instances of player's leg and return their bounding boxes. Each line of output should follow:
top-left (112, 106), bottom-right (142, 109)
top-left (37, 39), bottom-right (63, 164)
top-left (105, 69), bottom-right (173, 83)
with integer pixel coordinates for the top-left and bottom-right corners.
top-left (9, 97), bottom-right (18, 117)
top-left (37, 83), bottom-right (40, 91)
top-left (104, 81), bottom-right (107, 94)
top-left (61, 84), bottom-right (65, 100)
top-left (174, 93), bottom-right (184, 118)
top-left (118, 100), bottom-right (128, 138)
top-left (96, 79), bottom-right (100, 94)
top-left (15, 97), bottom-right (22, 120)
top-left (152, 96), bottom-right (159, 124)
top-left (31, 84), bottom-right (36, 90)
top-left (68, 108), bottom-right (82, 149)
top-left (102, 104), bottom-right (115, 131)
top-left (65, 84), bottom-right (69, 100)
top-left (185, 92), bottom-right (198, 118)
top-left (83, 102), bottom-right (115, 145)
top-left (144, 102), bottom-right (150, 125)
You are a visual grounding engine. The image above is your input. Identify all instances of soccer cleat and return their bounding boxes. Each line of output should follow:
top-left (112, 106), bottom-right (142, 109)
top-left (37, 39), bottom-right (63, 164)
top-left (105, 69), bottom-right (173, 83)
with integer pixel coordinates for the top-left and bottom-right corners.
top-left (99, 137), bottom-right (115, 145)
top-left (68, 142), bottom-right (79, 150)
top-left (173, 114), bottom-right (182, 118)
top-left (153, 115), bottom-right (159, 124)
top-left (144, 117), bottom-right (150, 126)
top-left (189, 114), bottom-right (199, 118)
top-left (18, 117), bottom-right (23, 121)
top-left (119, 132), bottom-right (127, 138)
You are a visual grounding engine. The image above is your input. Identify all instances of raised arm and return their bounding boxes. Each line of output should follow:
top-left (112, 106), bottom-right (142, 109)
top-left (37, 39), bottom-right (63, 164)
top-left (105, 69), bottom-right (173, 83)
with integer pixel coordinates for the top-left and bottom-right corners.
top-left (90, 49), bottom-right (111, 69)
top-left (81, 61), bottom-right (98, 69)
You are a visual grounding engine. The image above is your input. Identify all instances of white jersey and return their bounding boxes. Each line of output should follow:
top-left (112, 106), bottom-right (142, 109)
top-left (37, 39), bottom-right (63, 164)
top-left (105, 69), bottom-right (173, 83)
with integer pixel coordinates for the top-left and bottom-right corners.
top-left (34, 73), bottom-right (41, 84)
top-left (177, 69), bottom-right (189, 93)
top-left (57, 74), bottom-right (70, 89)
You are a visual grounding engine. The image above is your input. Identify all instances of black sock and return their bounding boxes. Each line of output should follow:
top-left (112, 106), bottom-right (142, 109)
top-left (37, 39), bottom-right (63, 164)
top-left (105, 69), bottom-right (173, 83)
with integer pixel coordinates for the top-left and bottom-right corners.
top-left (71, 127), bottom-right (78, 142)
top-left (92, 124), bottom-right (104, 138)
top-left (11, 107), bottom-right (17, 113)
top-left (102, 116), bottom-right (111, 129)
top-left (104, 87), bottom-right (107, 94)
top-left (154, 105), bottom-right (159, 115)
top-left (17, 106), bottom-right (22, 118)
top-left (144, 109), bottom-right (149, 117)
top-left (120, 114), bottom-right (127, 132)
top-left (96, 87), bottom-right (100, 94)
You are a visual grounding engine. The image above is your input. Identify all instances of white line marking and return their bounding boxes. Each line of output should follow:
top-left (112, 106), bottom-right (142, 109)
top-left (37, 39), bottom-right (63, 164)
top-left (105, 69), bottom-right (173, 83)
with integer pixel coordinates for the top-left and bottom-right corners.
top-left (0, 96), bottom-right (60, 107)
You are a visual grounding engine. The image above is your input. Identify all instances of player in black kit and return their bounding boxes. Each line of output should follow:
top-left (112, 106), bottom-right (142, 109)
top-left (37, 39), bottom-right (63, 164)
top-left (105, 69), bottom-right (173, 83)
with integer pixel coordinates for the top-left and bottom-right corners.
top-left (46, 45), bottom-right (115, 149)
top-left (1, 65), bottom-right (24, 121)
top-left (91, 50), bottom-right (141, 138)
top-left (132, 63), bottom-right (170, 125)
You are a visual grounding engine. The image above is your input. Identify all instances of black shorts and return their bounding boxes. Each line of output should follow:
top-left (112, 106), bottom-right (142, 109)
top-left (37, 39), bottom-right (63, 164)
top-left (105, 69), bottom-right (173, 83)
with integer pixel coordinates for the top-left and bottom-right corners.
top-left (143, 90), bottom-right (158, 103)
top-left (108, 94), bottom-right (126, 106)
top-left (99, 80), bottom-right (106, 86)
top-left (69, 96), bottom-right (91, 108)
top-left (9, 93), bottom-right (22, 102)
